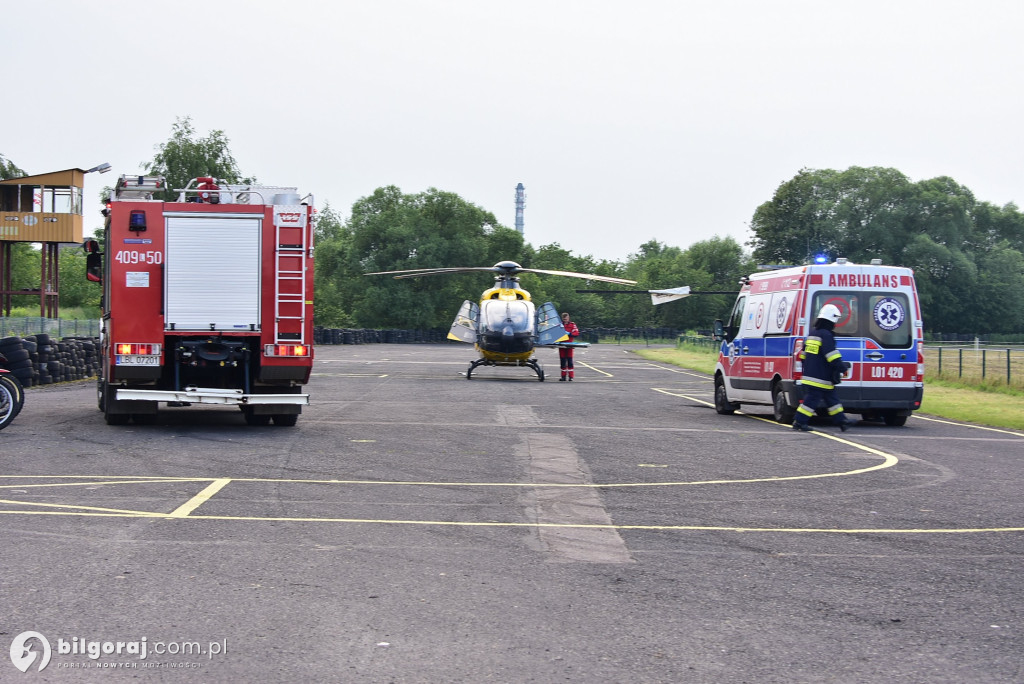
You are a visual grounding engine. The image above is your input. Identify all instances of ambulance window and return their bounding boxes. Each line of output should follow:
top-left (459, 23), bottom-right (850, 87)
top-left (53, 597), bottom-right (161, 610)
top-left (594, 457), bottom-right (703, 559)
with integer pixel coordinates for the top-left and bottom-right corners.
top-left (866, 294), bottom-right (912, 348)
top-left (729, 296), bottom-right (746, 333)
top-left (811, 294), bottom-right (857, 337)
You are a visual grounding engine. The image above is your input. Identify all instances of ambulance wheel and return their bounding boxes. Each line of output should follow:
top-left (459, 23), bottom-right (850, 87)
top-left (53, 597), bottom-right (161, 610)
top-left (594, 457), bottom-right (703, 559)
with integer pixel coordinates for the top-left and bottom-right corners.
top-left (883, 413), bottom-right (908, 427)
top-left (772, 384), bottom-right (795, 424)
top-left (714, 375), bottom-right (737, 415)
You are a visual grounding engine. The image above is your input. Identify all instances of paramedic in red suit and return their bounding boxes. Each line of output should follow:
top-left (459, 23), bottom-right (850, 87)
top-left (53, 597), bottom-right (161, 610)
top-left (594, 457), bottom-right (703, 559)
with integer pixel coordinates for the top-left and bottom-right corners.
top-left (559, 312), bottom-right (580, 381)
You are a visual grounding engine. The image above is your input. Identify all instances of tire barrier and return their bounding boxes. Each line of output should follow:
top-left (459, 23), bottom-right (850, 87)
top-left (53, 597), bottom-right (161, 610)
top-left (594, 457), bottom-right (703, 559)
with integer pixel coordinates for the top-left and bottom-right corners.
top-left (313, 328), bottom-right (456, 345)
top-left (0, 334), bottom-right (101, 388)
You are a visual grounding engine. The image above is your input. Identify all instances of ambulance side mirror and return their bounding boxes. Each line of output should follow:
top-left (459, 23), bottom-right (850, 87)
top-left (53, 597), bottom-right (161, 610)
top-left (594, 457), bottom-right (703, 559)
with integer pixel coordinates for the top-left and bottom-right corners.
top-left (713, 319), bottom-right (732, 343)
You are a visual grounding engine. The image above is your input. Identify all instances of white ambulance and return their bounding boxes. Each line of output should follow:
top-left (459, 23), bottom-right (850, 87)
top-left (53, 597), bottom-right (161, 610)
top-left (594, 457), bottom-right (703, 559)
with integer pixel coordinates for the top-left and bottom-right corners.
top-left (712, 258), bottom-right (924, 426)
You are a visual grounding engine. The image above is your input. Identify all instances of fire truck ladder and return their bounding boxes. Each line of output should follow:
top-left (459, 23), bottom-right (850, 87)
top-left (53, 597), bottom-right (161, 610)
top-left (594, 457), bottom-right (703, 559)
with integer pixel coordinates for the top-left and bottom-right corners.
top-left (274, 213), bottom-right (307, 344)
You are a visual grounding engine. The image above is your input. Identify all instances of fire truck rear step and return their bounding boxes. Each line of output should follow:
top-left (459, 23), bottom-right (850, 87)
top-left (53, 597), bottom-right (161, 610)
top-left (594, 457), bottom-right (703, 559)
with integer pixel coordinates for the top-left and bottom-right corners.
top-left (116, 387), bottom-right (309, 406)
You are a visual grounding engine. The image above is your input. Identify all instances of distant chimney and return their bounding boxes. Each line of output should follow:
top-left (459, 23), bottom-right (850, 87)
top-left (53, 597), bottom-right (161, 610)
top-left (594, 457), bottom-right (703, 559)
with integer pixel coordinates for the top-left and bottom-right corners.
top-left (514, 183), bottom-right (525, 234)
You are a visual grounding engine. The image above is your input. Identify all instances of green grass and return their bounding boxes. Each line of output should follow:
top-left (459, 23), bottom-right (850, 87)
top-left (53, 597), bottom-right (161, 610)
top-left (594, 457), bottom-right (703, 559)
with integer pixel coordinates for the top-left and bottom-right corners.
top-left (633, 345), bottom-right (1024, 432)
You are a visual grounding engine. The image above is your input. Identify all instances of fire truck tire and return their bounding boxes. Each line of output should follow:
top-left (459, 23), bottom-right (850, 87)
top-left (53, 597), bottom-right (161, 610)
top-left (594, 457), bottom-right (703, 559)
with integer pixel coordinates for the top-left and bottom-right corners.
top-left (883, 413), bottom-right (908, 427)
top-left (100, 382), bottom-right (130, 425)
top-left (241, 408), bottom-right (271, 426)
top-left (772, 383), bottom-right (796, 424)
top-left (272, 413), bottom-right (299, 427)
top-left (714, 375), bottom-right (738, 415)
top-left (105, 411), bottom-right (130, 425)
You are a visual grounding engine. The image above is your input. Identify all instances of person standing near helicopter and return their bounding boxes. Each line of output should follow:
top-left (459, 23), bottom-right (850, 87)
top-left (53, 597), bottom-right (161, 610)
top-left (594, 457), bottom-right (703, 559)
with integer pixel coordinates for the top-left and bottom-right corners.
top-left (559, 311), bottom-right (580, 381)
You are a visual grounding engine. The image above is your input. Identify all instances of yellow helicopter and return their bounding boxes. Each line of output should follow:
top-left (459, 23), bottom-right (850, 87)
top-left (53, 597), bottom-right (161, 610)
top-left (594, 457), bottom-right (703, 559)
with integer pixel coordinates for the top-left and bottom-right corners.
top-left (365, 260), bottom-right (637, 380)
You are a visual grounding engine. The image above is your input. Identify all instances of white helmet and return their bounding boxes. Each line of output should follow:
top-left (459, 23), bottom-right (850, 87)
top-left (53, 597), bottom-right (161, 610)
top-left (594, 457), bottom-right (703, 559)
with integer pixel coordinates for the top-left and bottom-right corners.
top-left (818, 304), bottom-right (843, 323)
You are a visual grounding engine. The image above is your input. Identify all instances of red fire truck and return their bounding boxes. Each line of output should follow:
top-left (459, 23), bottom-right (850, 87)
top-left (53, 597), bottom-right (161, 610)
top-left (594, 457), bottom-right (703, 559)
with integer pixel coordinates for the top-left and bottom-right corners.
top-left (86, 175), bottom-right (315, 426)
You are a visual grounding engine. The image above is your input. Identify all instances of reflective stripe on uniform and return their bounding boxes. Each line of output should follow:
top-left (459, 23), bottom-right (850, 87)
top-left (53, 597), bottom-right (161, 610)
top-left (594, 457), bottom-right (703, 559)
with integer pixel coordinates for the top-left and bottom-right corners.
top-left (800, 376), bottom-right (834, 389)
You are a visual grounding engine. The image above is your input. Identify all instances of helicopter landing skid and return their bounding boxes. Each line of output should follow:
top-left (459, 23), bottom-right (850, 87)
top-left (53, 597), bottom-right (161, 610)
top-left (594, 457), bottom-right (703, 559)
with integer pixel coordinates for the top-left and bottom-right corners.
top-left (466, 357), bottom-right (545, 382)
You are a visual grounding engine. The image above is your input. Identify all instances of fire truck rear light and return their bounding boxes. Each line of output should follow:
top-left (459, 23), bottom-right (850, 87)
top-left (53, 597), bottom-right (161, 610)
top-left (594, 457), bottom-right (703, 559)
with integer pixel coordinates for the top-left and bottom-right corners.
top-left (265, 344), bottom-right (309, 357)
top-left (115, 343), bottom-right (161, 355)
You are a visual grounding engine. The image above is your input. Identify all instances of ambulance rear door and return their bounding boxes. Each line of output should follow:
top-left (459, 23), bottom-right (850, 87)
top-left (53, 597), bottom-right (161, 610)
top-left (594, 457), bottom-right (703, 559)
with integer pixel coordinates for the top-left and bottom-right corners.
top-left (805, 267), bottom-right (921, 411)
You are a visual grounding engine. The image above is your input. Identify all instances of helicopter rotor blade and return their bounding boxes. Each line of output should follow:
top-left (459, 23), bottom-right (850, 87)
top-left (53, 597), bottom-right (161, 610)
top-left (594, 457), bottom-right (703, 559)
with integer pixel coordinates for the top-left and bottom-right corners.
top-left (364, 267), bottom-right (498, 279)
top-left (517, 268), bottom-right (637, 285)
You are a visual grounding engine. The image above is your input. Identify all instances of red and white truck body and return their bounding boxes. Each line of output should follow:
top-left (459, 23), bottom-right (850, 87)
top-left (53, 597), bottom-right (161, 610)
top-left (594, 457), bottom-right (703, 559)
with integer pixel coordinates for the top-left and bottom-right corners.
top-left (91, 175), bottom-right (314, 425)
top-left (713, 259), bottom-right (924, 426)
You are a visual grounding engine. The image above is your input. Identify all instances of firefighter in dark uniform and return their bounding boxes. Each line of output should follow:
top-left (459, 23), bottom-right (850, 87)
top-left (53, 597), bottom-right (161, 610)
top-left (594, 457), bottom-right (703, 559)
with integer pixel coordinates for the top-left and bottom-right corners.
top-left (792, 304), bottom-right (856, 432)
top-left (559, 311), bottom-right (580, 381)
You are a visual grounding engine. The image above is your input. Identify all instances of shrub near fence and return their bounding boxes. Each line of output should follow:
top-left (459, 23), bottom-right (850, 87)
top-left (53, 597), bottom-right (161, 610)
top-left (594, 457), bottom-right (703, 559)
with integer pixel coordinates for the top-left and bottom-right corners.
top-left (0, 317), bottom-right (101, 339)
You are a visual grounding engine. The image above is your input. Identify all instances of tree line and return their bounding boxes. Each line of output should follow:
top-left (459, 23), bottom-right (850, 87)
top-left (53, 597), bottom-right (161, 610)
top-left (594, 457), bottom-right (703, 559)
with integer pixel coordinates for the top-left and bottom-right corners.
top-left (3, 122), bottom-right (1024, 335)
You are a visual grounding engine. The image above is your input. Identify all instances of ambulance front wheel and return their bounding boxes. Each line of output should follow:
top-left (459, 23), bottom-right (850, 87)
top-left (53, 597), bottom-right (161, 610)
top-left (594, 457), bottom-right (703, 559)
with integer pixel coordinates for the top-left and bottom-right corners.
top-left (772, 384), bottom-right (796, 424)
top-left (714, 375), bottom-right (738, 415)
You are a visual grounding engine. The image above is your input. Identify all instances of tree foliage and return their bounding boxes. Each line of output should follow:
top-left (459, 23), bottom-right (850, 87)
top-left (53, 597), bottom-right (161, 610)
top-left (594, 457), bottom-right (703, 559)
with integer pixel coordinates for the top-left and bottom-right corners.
top-left (313, 185), bottom-right (753, 333)
top-left (749, 166), bottom-right (1024, 333)
top-left (142, 116), bottom-right (252, 201)
top-left (0, 153), bottom-right (26, 180)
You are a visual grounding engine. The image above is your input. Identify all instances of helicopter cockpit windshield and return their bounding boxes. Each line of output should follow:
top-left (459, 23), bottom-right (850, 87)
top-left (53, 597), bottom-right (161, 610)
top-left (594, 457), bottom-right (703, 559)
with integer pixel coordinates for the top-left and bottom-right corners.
top-left (478, 299), bottom-right (536, 353)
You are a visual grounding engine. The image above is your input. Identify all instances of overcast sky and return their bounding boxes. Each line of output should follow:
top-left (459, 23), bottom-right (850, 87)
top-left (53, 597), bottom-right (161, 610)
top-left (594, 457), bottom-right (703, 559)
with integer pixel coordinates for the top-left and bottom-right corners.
top-left (6, 1), bottom-right (1023, 262)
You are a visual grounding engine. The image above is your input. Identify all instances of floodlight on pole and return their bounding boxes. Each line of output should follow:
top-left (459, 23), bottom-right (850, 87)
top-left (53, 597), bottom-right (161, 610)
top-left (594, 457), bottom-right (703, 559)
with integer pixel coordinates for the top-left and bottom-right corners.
top-left (86, 162), bottom-right (112, 174)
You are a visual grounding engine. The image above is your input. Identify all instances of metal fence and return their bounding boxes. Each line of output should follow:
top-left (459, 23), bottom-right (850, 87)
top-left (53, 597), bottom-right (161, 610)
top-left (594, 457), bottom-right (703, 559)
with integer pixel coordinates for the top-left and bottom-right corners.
top-left (0, 317), bottom-right (101, 339)
top-left (931, 345), bottom-right (1024, 388)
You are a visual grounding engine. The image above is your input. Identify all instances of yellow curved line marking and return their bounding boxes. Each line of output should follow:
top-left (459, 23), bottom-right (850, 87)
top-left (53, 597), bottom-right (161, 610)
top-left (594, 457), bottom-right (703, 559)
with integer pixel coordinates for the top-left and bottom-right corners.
top-left (1, 390), bottom-right (1018, 532)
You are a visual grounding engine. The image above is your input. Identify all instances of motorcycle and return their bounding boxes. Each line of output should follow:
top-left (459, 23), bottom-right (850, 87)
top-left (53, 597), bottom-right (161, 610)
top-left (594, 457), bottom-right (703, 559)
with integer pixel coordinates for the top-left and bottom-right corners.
top-left (0, 351), bottom-right (25, 430)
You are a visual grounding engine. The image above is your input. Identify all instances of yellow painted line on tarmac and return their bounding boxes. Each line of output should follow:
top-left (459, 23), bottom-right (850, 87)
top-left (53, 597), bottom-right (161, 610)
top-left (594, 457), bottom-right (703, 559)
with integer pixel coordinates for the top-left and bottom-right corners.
top-left (653, 387), bottom-right (1024, 440)
top-left (912, 414), bottom-right (1024, 437)
top-left (168, 478), bottom-right (232, 518)
top-left (0, 478), bottom-right (203, 490)
top-left (0, 507), bottom-right (1021, 534)
top-left (575, 361), bottom-right (612, 377)
top-left (645, 363), bottom-right (708, 378)
top-left (0, 497), bottom-right (165, 517)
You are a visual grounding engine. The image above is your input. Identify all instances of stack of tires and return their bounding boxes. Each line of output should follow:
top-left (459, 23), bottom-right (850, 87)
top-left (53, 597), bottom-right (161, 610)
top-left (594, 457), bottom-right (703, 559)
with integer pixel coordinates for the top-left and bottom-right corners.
top-left (0, 336), bottom-right (33, 388)
top-left (0, 334), bottom-right (101, 387)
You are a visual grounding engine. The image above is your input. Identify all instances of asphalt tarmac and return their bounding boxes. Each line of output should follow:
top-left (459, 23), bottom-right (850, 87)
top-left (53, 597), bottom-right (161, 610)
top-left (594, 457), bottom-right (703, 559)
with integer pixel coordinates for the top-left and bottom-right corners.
top-left (1, 342), bottom-right (1022, 683)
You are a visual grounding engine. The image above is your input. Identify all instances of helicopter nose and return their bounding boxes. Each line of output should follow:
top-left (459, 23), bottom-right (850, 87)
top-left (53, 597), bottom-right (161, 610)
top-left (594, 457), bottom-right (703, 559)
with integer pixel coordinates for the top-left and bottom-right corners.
top-left (502, 325), bottom-right (515, 338)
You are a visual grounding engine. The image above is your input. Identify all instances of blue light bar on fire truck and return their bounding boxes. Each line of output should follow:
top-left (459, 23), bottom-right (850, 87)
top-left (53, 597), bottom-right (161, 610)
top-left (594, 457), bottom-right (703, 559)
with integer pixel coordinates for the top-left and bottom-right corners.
top-left (264, 344), bottom-right (310, 357)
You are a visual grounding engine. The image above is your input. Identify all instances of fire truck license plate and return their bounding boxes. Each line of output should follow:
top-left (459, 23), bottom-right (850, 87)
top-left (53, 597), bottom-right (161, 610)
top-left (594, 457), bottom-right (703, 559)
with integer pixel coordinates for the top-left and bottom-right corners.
top-left (116, 355), bottom-right (160, 366)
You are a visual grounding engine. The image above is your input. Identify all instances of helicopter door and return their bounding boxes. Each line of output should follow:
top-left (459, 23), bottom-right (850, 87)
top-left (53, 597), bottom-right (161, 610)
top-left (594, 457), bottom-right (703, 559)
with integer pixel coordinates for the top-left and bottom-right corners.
top-left (447, 300), bottom-right (480, 344)
top-left (536, 302), bottom-right (569, 346)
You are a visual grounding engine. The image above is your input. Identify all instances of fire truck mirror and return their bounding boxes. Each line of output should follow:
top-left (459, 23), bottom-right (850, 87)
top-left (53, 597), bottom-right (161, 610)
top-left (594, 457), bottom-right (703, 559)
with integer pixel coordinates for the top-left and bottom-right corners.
top-left (86, 252), bottom-right (103, 283)
top-left (83, 239), bottom-right (101, 254)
